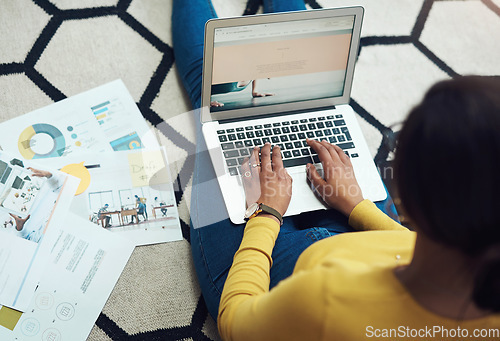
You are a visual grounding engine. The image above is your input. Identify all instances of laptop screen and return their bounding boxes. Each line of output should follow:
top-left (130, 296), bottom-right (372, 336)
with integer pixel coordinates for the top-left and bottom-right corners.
top-left (209, 14), bottom-right (355, 115)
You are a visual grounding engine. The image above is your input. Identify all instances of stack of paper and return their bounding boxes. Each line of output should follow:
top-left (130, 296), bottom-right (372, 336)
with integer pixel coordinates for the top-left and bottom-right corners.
top-left (0, 80), bottom-right (183, 340)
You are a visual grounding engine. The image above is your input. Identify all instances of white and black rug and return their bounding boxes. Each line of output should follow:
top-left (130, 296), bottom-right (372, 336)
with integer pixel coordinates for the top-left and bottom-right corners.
top-left (1, 0), bottom-right (499, 340)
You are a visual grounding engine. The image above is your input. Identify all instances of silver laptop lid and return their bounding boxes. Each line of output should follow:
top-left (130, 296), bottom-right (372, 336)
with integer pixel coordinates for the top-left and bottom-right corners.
top-left (201, 7), bottom-right (364, 123)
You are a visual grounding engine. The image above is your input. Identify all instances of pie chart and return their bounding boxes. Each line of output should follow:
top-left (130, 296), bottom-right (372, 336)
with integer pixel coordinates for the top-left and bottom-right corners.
top-left (18, 124), bottom-right (66, 159)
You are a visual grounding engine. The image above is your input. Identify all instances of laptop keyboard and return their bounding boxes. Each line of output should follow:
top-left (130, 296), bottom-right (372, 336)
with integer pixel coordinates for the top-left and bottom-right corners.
top-left (217, 114), bottom-right (359, 176)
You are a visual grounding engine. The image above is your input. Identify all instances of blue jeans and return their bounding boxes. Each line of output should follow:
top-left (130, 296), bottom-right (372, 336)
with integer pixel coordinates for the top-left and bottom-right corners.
top-left (172, 0), bottom-right (399, 320)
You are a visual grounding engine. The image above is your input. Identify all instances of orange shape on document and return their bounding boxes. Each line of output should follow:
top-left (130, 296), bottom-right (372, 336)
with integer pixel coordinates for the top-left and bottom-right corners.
top-left (129, 140), bottom-right (141, 149)
top-left (60, 161), bottom-right (91, 195)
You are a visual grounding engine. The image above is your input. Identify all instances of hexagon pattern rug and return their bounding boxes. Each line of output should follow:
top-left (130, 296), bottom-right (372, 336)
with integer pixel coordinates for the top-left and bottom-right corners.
top-left (1, 0), bottom-right (499, 340)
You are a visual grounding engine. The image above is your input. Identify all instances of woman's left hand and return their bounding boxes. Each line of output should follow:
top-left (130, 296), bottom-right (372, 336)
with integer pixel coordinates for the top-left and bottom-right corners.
top-left (241, 143), bottom-right (292, 217)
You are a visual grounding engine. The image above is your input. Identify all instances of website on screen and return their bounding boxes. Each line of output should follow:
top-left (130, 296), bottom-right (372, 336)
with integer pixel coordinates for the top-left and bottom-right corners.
top-left (210, 16), bottom-right (355, 112)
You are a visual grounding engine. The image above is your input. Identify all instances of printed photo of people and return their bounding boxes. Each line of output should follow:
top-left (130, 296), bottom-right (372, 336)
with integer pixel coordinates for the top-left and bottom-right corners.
top-left (0, 152), bottom-right (67, 244)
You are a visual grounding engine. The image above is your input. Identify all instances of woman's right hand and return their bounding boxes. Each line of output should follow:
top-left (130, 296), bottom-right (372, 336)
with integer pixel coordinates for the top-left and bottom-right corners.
top-left (306, 139), bottom-right (364, 217)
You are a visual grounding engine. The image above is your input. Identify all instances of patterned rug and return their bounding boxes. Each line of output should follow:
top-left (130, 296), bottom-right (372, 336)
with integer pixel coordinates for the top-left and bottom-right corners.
top-left (1, 0), bottom-right (499, 339)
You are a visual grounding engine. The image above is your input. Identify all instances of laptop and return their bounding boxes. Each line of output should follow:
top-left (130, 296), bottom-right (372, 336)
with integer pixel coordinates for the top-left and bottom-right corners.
top-left (200, 7), bottom-right (386, 224)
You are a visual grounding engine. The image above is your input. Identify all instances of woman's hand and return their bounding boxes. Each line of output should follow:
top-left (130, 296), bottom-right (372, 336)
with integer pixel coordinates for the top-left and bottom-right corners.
top-left (306, 139), bottom-right (364, 217)
top-left (241, 143), bottom-right (292, 217)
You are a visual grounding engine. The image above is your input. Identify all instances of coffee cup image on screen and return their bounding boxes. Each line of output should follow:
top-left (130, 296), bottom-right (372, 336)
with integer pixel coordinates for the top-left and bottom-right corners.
top-left (209, 17), bottom-right (354, 112)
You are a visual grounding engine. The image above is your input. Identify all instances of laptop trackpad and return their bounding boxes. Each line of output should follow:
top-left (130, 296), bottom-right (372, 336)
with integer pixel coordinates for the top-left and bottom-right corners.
top-left (287, 169), bottom-right (329, 216)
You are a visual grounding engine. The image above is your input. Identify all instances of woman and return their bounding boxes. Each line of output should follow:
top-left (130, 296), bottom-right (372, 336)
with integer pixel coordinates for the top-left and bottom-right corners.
top-left (218, 76), bottom-right (500, 340)
top-left (172, 2), bottom-right (500, 340)
top-left (175, 0), bottom-right (397, 319)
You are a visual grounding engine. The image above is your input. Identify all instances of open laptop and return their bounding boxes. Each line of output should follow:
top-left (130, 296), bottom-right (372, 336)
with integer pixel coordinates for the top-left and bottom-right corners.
top-left (201, 7), bottom-right (386, 224)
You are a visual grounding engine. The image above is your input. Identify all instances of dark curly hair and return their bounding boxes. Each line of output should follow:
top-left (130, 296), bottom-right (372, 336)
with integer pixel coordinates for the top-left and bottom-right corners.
top-left (394, 76), bottom-right (500, 312)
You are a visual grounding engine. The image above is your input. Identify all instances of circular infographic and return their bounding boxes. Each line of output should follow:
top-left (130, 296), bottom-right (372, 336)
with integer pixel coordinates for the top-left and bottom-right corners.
top-left (35, 292), bottom-right (54, 310)
top-left (56, 302), bottom-right (75, 321)
top-left (129, 140), bottom-right (141, 149)
top-left (60, 162), bottom-right (91, 195)
top-left (42, 328), bottom-right (61, 341)
top-left (18, 123), bottom-right (66, 159)
top-left (21, 318), bottom-right (40, 336)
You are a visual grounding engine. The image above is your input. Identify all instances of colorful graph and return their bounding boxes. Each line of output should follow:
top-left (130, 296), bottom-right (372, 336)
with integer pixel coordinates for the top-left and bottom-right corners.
top-left (91, 101), bottom-right (110, 125)
top-left (18, 124), bottom-right (66, 159)
top-left (110, 132), bottom-right (142, 151)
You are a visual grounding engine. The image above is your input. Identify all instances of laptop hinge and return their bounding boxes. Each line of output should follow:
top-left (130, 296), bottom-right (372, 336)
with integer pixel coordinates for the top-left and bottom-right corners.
top-left (218, 105), bottom-right (337, 125)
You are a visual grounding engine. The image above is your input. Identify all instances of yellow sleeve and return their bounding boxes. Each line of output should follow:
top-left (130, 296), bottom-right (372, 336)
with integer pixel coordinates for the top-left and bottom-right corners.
top-left (217, 217), bottom-right (324, 341)
top-left (348, 199), bottom-right (407, 231)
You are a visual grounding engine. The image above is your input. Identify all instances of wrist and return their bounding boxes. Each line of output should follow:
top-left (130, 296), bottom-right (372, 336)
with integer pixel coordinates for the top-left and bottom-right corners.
top-left (341, 197), bottom-right (364, 217)
top-left (245, 202), bottom-right (283, 225)
top-left (255, 213), bottom-right (281, 225)
top-left (257, 197), bottom-right (286, 217)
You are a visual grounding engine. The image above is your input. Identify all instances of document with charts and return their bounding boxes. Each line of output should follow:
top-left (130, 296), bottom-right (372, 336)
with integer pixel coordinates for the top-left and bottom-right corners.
top-left (0, 151), bottom-right (79, 312)
top-left (0, 79), bottom-right (159, 160)
top-left (36, 148), bottom-right (183, 246)
top-left (0, 213), bottom-right (135, 340)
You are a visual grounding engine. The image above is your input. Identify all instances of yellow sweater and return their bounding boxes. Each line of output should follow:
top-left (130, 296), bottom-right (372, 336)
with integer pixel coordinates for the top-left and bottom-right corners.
top-left (218, 200), bottom-right (500, 340)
